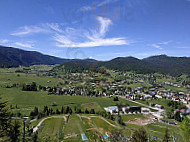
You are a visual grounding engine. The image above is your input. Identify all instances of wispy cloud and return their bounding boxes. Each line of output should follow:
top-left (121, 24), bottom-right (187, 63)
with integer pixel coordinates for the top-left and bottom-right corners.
top-left (0, 39), bottom-right (10, 44)
top-left (14, 42), bottom-right (34, 48)
top-left (176, 46), bottom-right (190, 49)
top-left (0, 38), bottom-right (36, 49)
top-left (150, 44), bottom-right (163, 49)
top-left (79, 6), bottom-right (92, 12)
top-left (158, 40), bottom-right (173, 45)
top-left (54, 35), bottom-right (127, 48)
top-left (11, 23), bottom-right (66, 36)
top-left (98, 0), bottom-right (119, 7)
top-left (149, 40), bottom-right (173, 50)
top-left (54, 16), bottom-right (129, 48)
top-left (10, 17), bottom-right (130, 48)
top-left (11, 25), bottom-right (48, 36)
top-left (79, 0), bottom-right (119, 12)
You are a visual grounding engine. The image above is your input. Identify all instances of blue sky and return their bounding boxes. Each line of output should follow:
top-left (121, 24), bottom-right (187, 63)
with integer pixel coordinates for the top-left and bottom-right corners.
top-left (0, 0), bottom-right (190, 60)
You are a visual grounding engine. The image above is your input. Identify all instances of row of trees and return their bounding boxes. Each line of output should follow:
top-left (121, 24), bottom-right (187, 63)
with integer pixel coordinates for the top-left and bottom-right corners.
top-left (29, 105), bottom-right (99, 120)
top-left (22, 82), bottom-right (37, 91)
top-left (167, 100), bottom-right (185, 110)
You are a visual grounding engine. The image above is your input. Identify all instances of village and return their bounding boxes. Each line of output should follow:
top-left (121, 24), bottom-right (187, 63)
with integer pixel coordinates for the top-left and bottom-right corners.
top-left (18, 66), bottom-right (190, 123)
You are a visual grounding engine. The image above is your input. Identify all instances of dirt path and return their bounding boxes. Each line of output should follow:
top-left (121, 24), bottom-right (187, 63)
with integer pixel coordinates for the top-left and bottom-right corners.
top-left (33, 115), bottom-right (67, 133)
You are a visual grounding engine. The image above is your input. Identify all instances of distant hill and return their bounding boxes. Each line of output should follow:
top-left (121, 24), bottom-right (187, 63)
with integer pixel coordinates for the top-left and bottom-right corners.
top-left (1, 46), bottom-right (190, 75)
top-left (142, 54), bottom-right (190, 75)
top-left (100, 57), bottom-right (155, 74)
top-left (0, 46), bottom-right (71, 67)
top-left (54, 55), bottom-right (190, 75)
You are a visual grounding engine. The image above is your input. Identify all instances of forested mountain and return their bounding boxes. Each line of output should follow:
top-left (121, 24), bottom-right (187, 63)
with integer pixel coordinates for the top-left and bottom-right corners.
top-left (0, 46), bottom-right (70, 67)
top-left (54, 55), bottom-right (190, 75)
top-left (100, 57), bottom-right (155, 74)
top-left (142, 55), bottom-right (190, 75)
top-left (1, 46), bottom-right (190, 75)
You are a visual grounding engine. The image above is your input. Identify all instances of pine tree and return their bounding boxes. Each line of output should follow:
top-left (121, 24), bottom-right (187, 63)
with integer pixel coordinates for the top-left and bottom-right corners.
top-left (61, 106), bottom-right (64, 114)
top-left (32, 133), bottom-right (38, 142)
top-left (174, 111), bottom-right (182, 122)
top-left (9, 120), bottom-right (21, 142)
top-left (162, 128), bottom-right (170, 142)
top-left (0, 97), bottom-right (11, 138)
top-left (180, 117), bottom-right (190, 142)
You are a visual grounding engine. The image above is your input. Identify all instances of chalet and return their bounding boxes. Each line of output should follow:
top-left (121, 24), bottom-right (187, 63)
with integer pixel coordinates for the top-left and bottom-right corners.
top-left (155, 95), bottom-right (162, 99)
top-left (143, 94), bottom-right (152, 100)
top-left (124, 106), bottom-right (141, 113)
top-left (141, 107), bottom-right (151, 114)
top-left (172, 97), bottom-right (180, 101)
top-left (155, 104), bottom-right (164, 109)
top-left (104, 106), bottom-right (118, 114)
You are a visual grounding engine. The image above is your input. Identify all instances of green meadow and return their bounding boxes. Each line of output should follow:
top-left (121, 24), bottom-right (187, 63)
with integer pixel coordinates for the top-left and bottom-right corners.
top-left (0, 68), bottom-right (185, 141)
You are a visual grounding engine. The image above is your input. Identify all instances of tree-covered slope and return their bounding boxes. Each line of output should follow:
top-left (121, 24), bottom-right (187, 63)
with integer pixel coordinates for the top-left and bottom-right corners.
top-left (0, 46), bottom-right (70, 67)
top-left (54, 55), bottom-right (190, 75)
top-left (143, 55), bottom-right (190, 75)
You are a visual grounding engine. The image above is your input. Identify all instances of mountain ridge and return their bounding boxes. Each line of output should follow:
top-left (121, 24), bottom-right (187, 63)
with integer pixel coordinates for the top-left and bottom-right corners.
top-left (1, 45), bottom-right (190, 75)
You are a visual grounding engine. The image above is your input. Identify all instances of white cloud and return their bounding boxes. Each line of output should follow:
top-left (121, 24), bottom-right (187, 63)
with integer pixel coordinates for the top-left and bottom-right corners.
top-left (177, 46), bottom-right (190, 49)
top-left (150, 44), bottom-right (163, 49)
top-left (0, 39), bottom-right (9, 44)
top-left (149, 40), bottom-right (172, 50)
top-left (10, 17), bottom-right (129, 48)
top-left (158, 40), bottom-right (172, 45)
top-left (53, 16), bottom-right (129, 48)
top-left (55, 36), bottom-right (128, 48)
top-left (97, 16), bottom-right (112, 37)
top-left (98, 0), bottom-right (119, 7)
top-left (11, 23), bottom-right (66, 36)
top-left (0, 39), bottom-right (35, 49)
top-left (79, 6), bottom-right (92, 12)
top-left (45, 23), bottom-right (65, 33)
top-left (11, 25), bottom-right (48, 36)
top-left (79, 0), bottom-right (119, 12)
top-left (14, 42), bottom-right (34, 48)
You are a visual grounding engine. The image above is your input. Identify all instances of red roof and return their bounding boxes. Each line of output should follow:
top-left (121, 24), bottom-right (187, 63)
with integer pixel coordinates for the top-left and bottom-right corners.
top-left (180, 109), bottom-right (185, 113)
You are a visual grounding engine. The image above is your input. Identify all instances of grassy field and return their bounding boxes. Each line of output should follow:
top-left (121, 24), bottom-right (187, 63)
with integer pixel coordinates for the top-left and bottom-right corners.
top-left (136, 98), bottom-right (180, 111)
top-left (164, 86), bottom-right (189, 93)
top-left (31, 114), bottom-right (184, 142)
top-left (121, 114), bottom-right (146, 122)
top-left (1, 87), bottom-right (146, 115)
top-left (145, 122), bottom-right (183, 141)
top-left (0, 69), bottom-right (150, 116)
top-left (38, 118), bottom-right (65, 141)
top-left (0, 68), bottom-right (187, 141)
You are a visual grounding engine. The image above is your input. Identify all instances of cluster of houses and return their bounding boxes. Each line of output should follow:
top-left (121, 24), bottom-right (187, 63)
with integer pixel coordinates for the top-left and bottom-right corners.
top-left (125, 87), bottom-right (190, 105)
top-left (104, 105), bottom-right (164, 119)
top-left (163, 81), bottom-right (190, 89)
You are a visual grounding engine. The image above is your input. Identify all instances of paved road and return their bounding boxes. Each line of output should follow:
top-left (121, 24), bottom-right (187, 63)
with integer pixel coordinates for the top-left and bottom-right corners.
top-left (119, 96), bottom-right (159, 111)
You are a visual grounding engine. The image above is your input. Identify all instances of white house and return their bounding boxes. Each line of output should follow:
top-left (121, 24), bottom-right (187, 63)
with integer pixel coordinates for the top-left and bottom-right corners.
top-left (104, 106), bottom-right (118, 114)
